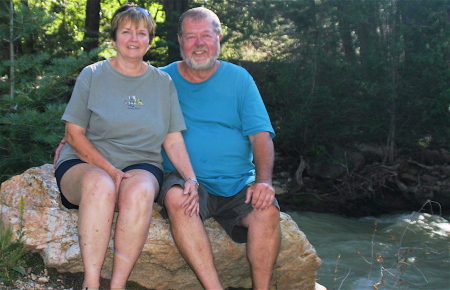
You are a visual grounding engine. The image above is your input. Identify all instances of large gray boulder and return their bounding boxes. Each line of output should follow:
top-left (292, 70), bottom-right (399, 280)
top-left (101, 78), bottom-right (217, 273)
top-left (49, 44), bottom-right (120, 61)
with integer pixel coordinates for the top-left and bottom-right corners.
top-left (0, 164), bottom-right (322, 289)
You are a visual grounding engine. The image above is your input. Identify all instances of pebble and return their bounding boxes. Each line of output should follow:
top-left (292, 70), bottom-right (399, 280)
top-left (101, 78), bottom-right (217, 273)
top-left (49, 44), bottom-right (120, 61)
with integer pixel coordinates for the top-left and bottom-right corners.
top-left (0, 267), bottom-right (72, 290)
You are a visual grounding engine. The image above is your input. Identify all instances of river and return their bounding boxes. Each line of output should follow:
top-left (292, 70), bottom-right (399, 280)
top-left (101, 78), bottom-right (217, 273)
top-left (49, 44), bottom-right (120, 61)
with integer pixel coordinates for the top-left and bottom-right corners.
top-left (288, 211), bottom-right (450, 290)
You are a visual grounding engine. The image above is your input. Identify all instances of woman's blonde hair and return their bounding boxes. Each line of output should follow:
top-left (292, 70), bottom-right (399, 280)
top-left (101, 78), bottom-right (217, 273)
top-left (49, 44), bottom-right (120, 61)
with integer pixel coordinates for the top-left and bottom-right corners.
top-left (110, 4), bottom-right (156, 44)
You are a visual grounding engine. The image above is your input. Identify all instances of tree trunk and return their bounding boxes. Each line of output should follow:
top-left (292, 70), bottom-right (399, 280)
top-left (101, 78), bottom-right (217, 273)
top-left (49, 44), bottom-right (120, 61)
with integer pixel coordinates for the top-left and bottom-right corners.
top-left (84, 0), bottom-right (100, 52)
top-left (335, 0), bottom-right (357, 63)
top-left (163, 0), bottom-right (189, 63)
top-left (9, 0), bottom-right (15, 101)
top-left (355, 0), bottom-right (381, 70)
top-left (385, 0), bottom-right (401, 165)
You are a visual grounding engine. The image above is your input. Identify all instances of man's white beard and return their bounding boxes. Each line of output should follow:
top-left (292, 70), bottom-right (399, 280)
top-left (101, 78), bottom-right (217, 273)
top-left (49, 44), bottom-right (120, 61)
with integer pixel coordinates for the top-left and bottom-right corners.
top-left (185, 56), bottom-right (216, 70)
top-left (181, 45), bottom-right (220, 70)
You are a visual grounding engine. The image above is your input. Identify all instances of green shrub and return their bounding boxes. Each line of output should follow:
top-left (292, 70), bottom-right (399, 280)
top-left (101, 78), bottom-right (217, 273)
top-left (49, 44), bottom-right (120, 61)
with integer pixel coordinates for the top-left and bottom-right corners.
top-left (0, 49), bottom-right (102, 183)
top-left (0, 223), bottom-right (26, 286)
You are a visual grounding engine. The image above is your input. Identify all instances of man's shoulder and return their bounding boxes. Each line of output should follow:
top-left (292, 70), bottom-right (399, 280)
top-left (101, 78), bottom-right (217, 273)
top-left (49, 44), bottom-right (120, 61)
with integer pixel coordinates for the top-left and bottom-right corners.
top-left (158, 62), bottom-right (178, 73)
top-left (220, 60), bottom-right (245, 70)
top-left (219, 61), bottom-right (251, 77)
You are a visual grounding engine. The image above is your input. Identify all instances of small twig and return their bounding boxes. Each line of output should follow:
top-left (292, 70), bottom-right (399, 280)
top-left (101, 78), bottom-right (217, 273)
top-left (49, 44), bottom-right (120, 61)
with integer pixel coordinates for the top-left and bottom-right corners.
top-left (333, 254), bottom-right (341, 289)
top-left (295, 155), bottom-right (306, 189)
top-left (367, 221), bottom-right (378, 282)
top-left (337, 268), bottom-right (352, 290)
top-left (408, 159), bottom-right (434, 171)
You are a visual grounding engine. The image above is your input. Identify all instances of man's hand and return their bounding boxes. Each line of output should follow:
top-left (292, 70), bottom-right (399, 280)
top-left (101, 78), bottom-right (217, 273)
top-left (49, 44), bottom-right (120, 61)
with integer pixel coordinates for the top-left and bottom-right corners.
top-left (245, 182), bottom-right (275, 211)
top-left (181, 179), bottom-right (200, 216)
top-left (53, 139), bottom-right (66, 168)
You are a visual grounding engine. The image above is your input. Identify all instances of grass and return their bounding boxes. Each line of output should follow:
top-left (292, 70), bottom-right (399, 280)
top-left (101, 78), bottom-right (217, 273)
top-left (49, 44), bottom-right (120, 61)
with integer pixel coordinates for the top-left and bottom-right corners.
top-left (0, 221), bottom-right (27, 286)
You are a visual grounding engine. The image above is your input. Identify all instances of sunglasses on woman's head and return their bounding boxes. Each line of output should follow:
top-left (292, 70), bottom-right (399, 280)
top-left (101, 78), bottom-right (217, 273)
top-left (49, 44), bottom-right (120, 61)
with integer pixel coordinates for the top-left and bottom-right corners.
top-left (117, 5), bottom-right (150, 16)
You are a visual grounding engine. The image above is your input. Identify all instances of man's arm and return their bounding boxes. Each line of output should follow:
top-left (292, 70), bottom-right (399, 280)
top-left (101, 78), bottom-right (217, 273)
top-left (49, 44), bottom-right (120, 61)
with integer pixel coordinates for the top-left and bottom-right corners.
top-left (163, 131), bottom-right (199, 216)
top-left (245, 131), bottom-right (275, 211)
top-left (53, 138), bottom-right (66, 168)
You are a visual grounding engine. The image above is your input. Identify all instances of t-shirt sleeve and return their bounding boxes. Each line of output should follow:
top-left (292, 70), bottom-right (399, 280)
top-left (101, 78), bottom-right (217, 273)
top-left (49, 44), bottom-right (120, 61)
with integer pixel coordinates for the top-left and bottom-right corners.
top-left (239, 73), bottom-right (275, 138)
top-left (61, 67), bottom-right (92, 129)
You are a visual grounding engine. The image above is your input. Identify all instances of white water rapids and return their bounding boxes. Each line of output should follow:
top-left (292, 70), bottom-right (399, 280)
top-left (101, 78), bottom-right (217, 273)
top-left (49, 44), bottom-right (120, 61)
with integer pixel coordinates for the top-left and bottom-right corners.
top-left (289, 210), bottom-right (450, 289)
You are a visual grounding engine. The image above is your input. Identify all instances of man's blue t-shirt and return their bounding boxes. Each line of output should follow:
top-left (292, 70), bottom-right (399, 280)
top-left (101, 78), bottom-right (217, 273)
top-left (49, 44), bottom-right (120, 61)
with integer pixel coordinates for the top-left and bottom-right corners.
top-left (160, 61), bottom-right (275, 197)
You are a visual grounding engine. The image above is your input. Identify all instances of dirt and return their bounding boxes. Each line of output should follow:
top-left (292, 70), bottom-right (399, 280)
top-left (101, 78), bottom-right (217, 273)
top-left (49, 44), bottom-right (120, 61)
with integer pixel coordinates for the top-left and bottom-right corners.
top-left (0, 253), bottom-right (145, 290)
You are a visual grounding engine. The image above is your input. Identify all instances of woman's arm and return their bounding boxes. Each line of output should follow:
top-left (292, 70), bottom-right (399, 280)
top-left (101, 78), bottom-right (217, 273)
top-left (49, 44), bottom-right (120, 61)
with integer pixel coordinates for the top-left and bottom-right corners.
top-left (64, 122), bottom-right (131, 191)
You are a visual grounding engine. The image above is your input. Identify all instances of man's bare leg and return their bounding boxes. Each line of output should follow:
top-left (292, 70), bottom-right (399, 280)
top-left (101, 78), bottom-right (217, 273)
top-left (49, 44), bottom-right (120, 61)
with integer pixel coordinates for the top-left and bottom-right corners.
top-left (164, 186), bottom-right (223, 290)
top-left (241, 206), bottom-right (280, 289)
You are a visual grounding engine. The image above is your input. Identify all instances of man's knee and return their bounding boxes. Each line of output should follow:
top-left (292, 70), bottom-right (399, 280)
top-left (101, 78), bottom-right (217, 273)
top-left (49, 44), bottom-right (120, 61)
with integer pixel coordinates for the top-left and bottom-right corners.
top-left (261, 206), bottom-right (280, 226)
top-left (245, 205), bottom-right (280, 228)
top-left (163, 185), bottom-right (185, 211)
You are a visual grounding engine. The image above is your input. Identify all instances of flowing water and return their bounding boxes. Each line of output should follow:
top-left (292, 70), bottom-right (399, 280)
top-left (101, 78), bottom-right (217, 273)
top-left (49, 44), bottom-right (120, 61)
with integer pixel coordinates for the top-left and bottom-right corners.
top-left (288, 211), bottom-right (450, 290)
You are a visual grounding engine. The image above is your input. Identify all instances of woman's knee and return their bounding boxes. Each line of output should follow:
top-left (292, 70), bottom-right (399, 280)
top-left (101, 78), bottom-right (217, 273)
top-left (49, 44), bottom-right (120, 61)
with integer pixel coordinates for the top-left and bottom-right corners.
top-left (118, 178), bottom-right (158, 210)
top-left (62, 165), bottom-right (116, 205)
top-left (81, 170), bottom-right (116, 202)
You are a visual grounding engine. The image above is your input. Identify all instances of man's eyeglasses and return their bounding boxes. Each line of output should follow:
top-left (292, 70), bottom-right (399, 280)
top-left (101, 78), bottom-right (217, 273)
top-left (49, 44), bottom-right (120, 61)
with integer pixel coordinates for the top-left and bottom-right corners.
top-left (116, 5), bottom-right (150, 16)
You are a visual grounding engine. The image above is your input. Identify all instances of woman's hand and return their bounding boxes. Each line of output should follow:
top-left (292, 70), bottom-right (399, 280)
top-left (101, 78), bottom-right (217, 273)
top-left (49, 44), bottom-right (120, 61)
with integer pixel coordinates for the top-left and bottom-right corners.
top-left (106, 167), bottom-right (132, 193)
top-left (64, 122), bottom-right (131, 191)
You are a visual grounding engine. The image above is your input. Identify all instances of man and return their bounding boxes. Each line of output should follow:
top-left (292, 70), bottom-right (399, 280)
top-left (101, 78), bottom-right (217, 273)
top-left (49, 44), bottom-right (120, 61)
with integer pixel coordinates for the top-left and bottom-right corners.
top-left (157, 7), bottom-right (280, 289)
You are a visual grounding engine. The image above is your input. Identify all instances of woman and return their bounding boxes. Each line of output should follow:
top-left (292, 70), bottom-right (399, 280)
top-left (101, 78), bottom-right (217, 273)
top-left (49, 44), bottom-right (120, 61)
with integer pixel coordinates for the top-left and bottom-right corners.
top-left (54, 5), bottom-right (198, 289)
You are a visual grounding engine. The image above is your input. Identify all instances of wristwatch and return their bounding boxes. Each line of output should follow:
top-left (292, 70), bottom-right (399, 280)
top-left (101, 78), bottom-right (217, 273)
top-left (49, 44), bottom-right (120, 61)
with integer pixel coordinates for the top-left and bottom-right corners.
top-left (187, 177), bottom-right (199, 186)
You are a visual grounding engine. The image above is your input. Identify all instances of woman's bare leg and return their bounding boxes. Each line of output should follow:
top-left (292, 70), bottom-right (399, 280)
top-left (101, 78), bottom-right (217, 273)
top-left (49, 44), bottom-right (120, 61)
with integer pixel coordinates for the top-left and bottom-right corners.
top-left (109, 170), bottom-right (158, 289)
top-left (60, 164), bottom-right (118, 289)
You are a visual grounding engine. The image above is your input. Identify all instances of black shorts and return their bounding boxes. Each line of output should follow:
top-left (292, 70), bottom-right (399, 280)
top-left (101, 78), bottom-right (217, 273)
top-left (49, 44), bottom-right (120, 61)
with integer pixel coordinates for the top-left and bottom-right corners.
top-left (156, 171), bottom-right (280, 243)
top-left (55, 159), bottom-right (163, 210)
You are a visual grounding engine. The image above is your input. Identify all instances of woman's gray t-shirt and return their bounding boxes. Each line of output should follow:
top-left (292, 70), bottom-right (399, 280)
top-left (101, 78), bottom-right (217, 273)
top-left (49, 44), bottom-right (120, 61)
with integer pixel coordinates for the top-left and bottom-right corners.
top-left (56, 60), bottom-right (186, 170)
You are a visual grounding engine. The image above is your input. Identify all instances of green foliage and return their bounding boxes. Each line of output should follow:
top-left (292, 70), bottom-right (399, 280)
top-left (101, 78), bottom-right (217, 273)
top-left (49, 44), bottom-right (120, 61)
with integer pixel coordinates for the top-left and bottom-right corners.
top-left (0, 221), bottom-right (26, 286)
top-left (238, 0), bottom-right (449, 159)
top-left (195, 0), bottom-right (294, 61)
top-left (37, 0), bottom-right (89, 56)
top-left (0, 104), bottom-right (66, 182)
top-left (0, 0), bottom-right (448, 181)
top-left (0, 49), bottom-right (101, 183)
top-left (0, 0), bottom-right (103, 182)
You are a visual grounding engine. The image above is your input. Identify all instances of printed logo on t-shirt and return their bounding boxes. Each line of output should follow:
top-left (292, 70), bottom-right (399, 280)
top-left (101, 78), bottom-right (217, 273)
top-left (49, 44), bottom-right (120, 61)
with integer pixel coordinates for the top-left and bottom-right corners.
top-left (124, 95), bottom-right (144, 109)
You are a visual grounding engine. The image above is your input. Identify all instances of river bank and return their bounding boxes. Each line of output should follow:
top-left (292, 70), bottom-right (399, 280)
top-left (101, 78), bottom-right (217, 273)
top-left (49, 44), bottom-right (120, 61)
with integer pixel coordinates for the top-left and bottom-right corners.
top-left (273, 147), bottom-right (450, 217)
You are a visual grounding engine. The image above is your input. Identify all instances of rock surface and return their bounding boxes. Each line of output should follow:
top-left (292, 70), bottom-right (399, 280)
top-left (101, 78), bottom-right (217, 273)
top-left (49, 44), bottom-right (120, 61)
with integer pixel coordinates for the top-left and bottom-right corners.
top-left (0, 164), bottom-right (322, 290)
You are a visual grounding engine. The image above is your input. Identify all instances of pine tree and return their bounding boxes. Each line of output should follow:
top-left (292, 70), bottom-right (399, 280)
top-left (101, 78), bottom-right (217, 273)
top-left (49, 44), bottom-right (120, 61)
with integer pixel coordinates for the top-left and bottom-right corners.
top-left (0, 1), bottom-right (101, 182)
